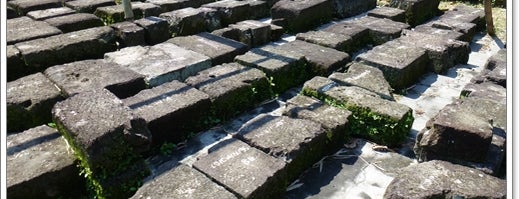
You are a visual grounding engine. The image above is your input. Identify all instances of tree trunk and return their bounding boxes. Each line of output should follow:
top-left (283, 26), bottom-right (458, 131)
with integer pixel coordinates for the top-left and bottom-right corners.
top-left (484, 0), bottom-right (495, 36)
top-left (122, 0), bottom-right (134, 21)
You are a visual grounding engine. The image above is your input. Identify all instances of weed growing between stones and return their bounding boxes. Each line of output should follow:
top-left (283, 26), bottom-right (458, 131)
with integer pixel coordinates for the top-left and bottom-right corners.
top-left (160, 142), bottom-right (177, 155)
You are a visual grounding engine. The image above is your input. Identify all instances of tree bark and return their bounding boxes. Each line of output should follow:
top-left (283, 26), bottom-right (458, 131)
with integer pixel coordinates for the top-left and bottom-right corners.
top-left (484, 0), bottom-right (495, 36)
top-left (122, 0), bottom-right (134, 20)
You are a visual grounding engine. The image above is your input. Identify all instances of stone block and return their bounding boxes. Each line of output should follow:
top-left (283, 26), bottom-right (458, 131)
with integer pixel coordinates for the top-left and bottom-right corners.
top-left (8, 0), bottom-right (62, 15)
top-left (167, 32), bottom-right (248, 65)
top-left (44, 59), bottom-right (147, 98)
top-left (356, 39), bottom-right (429, 90)
top-left (331, 0), bottom-right (376, 18)
top-left (146, 0), bottom-right (213, 12)
top-left (459, 96), bottom-right (506, 134)
top-left (185, 62), bottom-right (271, 120)
top-left (202, 0), bottom-right (251, 25)
top-left (389, 0), bottom-right (440, 26)
top-left (485, 49), bottom-right (506, 70)
top-left (15, 26), bottom-right (117, 71)
top-left (65, 0), bottom-right (116, 13)
top-left (296, 31), bottom-right (354, 53)
top-left (441, 4), bottom-right (485, 30)
top-left (271, 0), bottom-right (333, 33)
top-left (230, 20), bottom-right (272, 47)
top-left (7, 16), bottom-right (62, 45)
top-left (363, 17), bottom-right (410, 45)
top-left (413, 23), bottom-right (465, 41)
top-left (6, 45), bottom-right (29, 82)
top-left (367, 6), bottom-right (406, 22)
top-left (276, 40), bottom-right (351, 76)
top-left (104, 43), bottom-right (211, 87)
top-left (131, 164), bottom-right (237, 199)
top-left (7, 125), bottom-right (84, 199)
top-left (193, 138), bottom-right (287, 198)
top-left (244, 0), bottom-right (270, 19)
top-left (134, 16), bottom-right (171, 45)
top-left (7, 73), bottom-right (64, 133)
top-left (159, 7), bottom-right (221, 36)
top-left (461, 82), bottom-right (506, 105)
top-left (27, 7), bottom-right (76, 20)
top-left (269, 23), bottom-right (284, 41)
top-left (44, 13), bottom-right (104, 33)
top-left (427, 19), bottom-right (477, 42)
top-left (473, 63), bottom-right (506, 88)
top-left (322, 22), bottom-right (370, 52)
top-left (94, 2), bottom-right (161, 24)
top-left (234, 45), bottom-right (309, 93)
top-left (329, 62), bottom-right (394, 100)
top-left (123, 80), bottom-right (211, 144)
top-left (110, 21), bottom-right (146, 47)
top-left (52, 88), bottom-right (151, 198)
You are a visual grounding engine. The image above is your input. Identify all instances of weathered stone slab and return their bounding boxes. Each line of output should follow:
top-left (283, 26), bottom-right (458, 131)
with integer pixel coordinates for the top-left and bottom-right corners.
top-left (202, 0), bottom-right (251, 25)
top-left (362, 16), bottom-right (410, 45)
top-left (356, 39), bottom-right (429, 90)
top-left (367, 6), bottom-right (405, 22)
top-left (7, 17), bottom-right (62, 45)
top-left (322, 22), bottom-right (370, 52)
top-left (296, 30), bottom-right (354, 53)
top-left (110, 21), bottom-right (146, 47)
top-left (104, 43), bottom-right (211, 87)
top-left (459, 96), bottom-right (506, 134)
top-left (413, 23), bottom-right (465, 41)
top-left (131, 164), bottom-right (237, 199)
top-left (44, 59), bottom-right (146, 98)
top-left (271, 0), bottom-right (333, 33)
top-left (230, 20), bottom-right (272, 47)
top-left (269, 23), bottom-right (284, 41)
top-left (485, 49), bottom-right (506, 70)
top-left (160, 7), bottom-right (221, 36)
top-left (440, 4), bottom-right (485, 30)
top-left (193, 138), bottom-right (287, 198)
top-left (52, 88), bottom-right (151, 198)
top-left (8, 0), bottom-right (62, 15)
top-left (146, 0), bottom-right (214, 12)
top-left (123, 80), bottom-right (211, 143)
top-left (7, 125), bottom-right (83, 199)
top-left (461, 82), bottom-right (506, 105)
top-left (276, 40), bottom-right (351, 76)
top-left (243, 0), bottom-right (270, 19)
top-left (94, 2), bottom-right (161, 24)
top-left (301, 76), bottom-right (338, 99)
top-left (389, 0), bottom-right (440, 26)
top-left (6, 45), bottom-right (29, 82)
top-left (234, 45), bottom-right (309, 93)
top-left (134, 16), bottom-right (171, 45)
top-left (331, 0), bottom-right (376, 19)
top-left (426, 19), bottom-right (477, 42)
top-left (168, 32), bottom-right (248, 65)
top-left (65, 0), bottom-right (115, 13)
top-left (384, 160), bottom-right (506, 199)
top-left (27, 7), bottom-right (76, 20)
top-left (15, 26), bottom-right (117, 71)
top-left (329, 62), bottom-right (394, 100)
top-left (44, 13), bottom-right (104, 33)
top-left (7, 73), bottom-right (64, 133)
top-left (473, 63), bottom-right (506, 88)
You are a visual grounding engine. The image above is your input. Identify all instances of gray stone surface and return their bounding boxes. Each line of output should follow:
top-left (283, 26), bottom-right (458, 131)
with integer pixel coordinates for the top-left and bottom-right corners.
top-left (65, 0), bottom-right (116, 13)
top-left (413, 23), bottom-right (465, 41)
top-left (110, 21), bottom-right (146, 47)
top-left (123, 80), bottom-right (211, 143)
top-left (322, 22), bottom-right (370, 52)
top-left (329, 62), bottom-right (394, 100)
top-left (362, 16), bottom-right (410, 45)
top-left (159, 7), bottom-right (221, 36)
top-left (269, 23), bottom-right (285, 41)
top-left (7, 73), bottom-right (64, 133)
top-left (296, 31), bottom-right (354, 53)
top-left (440, 4), bottom-right (485, 30)
top-left (243, 0), bottom-right (270, 19)
top-left (104, 43), bottom-right (211, 87)
top-left (202, 0), bottom-right (251, 25)
top-left (389, 0), bottom-right (440, 26)
top-left (168, 32), bottom-right (248, 65)
top-left (8, 0), bottom-right (63, 15)
top-left (461, 82), bottom-right (506, 105)
top-left (367, 6), bottom-right (405, 22)
top-left (44, 59), bottom-right (146, 98)
top-left (271, 0), bottom-right (333, 33)
top-left (15, 26), bottom-right (116, 71)
top-left (7, 16), bottom-right (62, 45)
top-left (473, 63), bottom-right (506, 88)
top-left (94, 2), bottom-right (161, 24)
top-left (146, 0), bottom-right (214, 12)
top-left (485, 48), bottom-right (506, 70)
top-left (230, 20), bottom-right (272, 47)
top-left (44, 13), bottom-right (104, 33)
top-left (131, 164), bottom-right (237, 199)
top-left (427, 19), bottom-right (478, 42)
top-left (26, 7), bottom-right (76, 20)
top-left (7, 125), bottom-right (83, 199)
top-left (6, 45), bottom-right (29, 82)
top-left (134, 16), bottom-right (171, 45)
top-left (384, 160), bottom-right (506, 199)
top-left (331, 0), bottom-right (376, 18)
top-left (193, 138), bottom-right (287, 198)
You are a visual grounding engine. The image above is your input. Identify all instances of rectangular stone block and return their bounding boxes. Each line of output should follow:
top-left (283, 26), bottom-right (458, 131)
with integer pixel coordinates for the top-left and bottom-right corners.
top-left (363, 17), bottom-right (410, 45)
top-left (413, 24), bottom-right (465, 41)
top-left (6, 45), bottom-right (29, 82)
top-left (461, 82), bottom-right (506, 105)
top-left (7, 73), bottom-right (64, 133)
top-left (123, 80), bottom-right (211, 144)
top-left (296, 30), bottom-right (354, 53)
top-left (44, 59), bottom-right (147, 99)
top-left (131, 164), bottom-right (237, 199)
top-left (134, 16), bottom-right (171, 45)
top-left (331, 0), bottom-right (376, 18)
top-left (65, 0), bottom-right (116, 13)
top-left (185, 62), bottom-right (272, 120)
top-left (27, 7), bottom-right (76, 20)
top-left (329, 62), bottom-right (394, 100)
top-left (270, 23), bottom-right (284, 41)
top-left (459, 96), bottom-right (506, 133)
top-left (145, 0), bottom-right (190, 12)
top-left (7, 16), bottom-right (62, 45)
top-left (271, 0), bottom-right (333, 33)
top-left (15, 26), bottom-right (117, 71)
top-left (440, 4), bottom-right (485, 30)
top-left (110, 21), bottom-right (147, 47)
top-left (356, 39), bottom-right (429, 90)
top-left (104, 43), bottom-right (211, 87)
top-left (7, 125), bottom-right (84, 199)
top-left (8, 0), bottom-right (62, 15)
top-left (389, 0), bottom-right (440, 26)
top-left (94, 2), bottom-right (161, 24)
top-left (244, 0), bottom-right (270, 19)
top-left (428, 19), bottom-right (478, 42)
top-left (485, 49), bottom-right (506, 70)
top-left (367, 6), bottom-right (406, 22)
top-left (44, 13), bottom-right (104, 33)
top-left (193, 138), bottom-right (287, 198)
top-left (159, 7), bottom-right (221, 36)
top-left (202, 0), bottom-right (251, 25)
top-left (168, 32), bottom-right (248, 65)
top-left (230, 20), bottom-right (272, 47)
top-left (322, 22), bottom-right (370, 52)
top-left (276, 40), bottom-right (351, 76)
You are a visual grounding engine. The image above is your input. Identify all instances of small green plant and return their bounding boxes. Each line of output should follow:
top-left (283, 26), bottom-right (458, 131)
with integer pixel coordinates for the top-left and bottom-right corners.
top-left (48, 122), bottom-right (57, 128)
top-left (160, 142), bottom-right (176, 155)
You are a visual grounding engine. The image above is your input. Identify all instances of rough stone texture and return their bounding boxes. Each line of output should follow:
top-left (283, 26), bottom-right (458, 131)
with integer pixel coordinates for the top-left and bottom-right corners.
top-left (6, 45), bottom-right (29, 82)
top-left (230, 20), bottom-right (272, 47)
top-left (104, 43), bottom-right (211, 87)
top-left (243, 0), bottom-right (270, 19)
top-left (322, 22), bottom-right (370, 52)
top-left (7, 17), bottom-right (62, 45)
top-left (296, 30), bottom-right (354, 53)
top-left (330, 0), bottom-right (376, 18)
top-left (389, 0), bottom-right (440, 26)
top-left (185, 62), bottom-right (271, 120)
top-left (134, 16), bottom-right (171, 45)
top-left (362, 16), bottom-right (410, 45)
top-left (474, 53), bottom-right (506, 87)
top-left (8, 0), bottom-right (63, 15)
top-left (427, 19), bottom-right (477, 42)
top-left (202, 0), bottom-right (251, 25)
top-left (367, 6), bottom-right (406, 22)
top-left (271, 0), bottom-right (333, 33)
top-left (458, 96), bottom-right (506, 133)
top-left (413, 23), bottom-right (465, 41)
top-left (356, 39), bottom-right (429, 90)
top-left (65, 0), bottom-right (116, 13)
top-left (159, 7), bottom-right (221, 36)
top-left (193, 138), bottom-right (287, 198)
top-left (146, 0), bottom-right (214, 12)
top-left (485, 49), bottom-right (506, 70)
top-left (110, 21), bottom-right (147, 47)
top-left (276, 40), bottom-right (351, 76)
top-left (44, 13), bottom-right (104, 33)
top-left (7, 73), bottom-right (64, 133)
top-left (301, 76), bottom-right (338, 99)
top-left (94, 2), bottom-right (161, 24)
top-left (123, 80), bottom-right (211, 144)
top-left (15, 26), bottom-right (117, 71)
top-left (329, 62), bottom-right (394, 100)
top-left (384, 160), bottom-right (506, 199)
top-left (7, 125), bottom-right (83, 199)
top-left (461, 82), bottom-right (506, 105)
top-left (131, 164), bottom-right (237, 199)
top-left (235, 45), bottom-right (309, 93)
top-left (44, 59), bottom-right (146, 98)
top-left (168, 32), bottom-right (248, 65)
top-left (27, 7), bottom-right (76, 20)
top-left (440, 4), bottom-right (485, 30)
